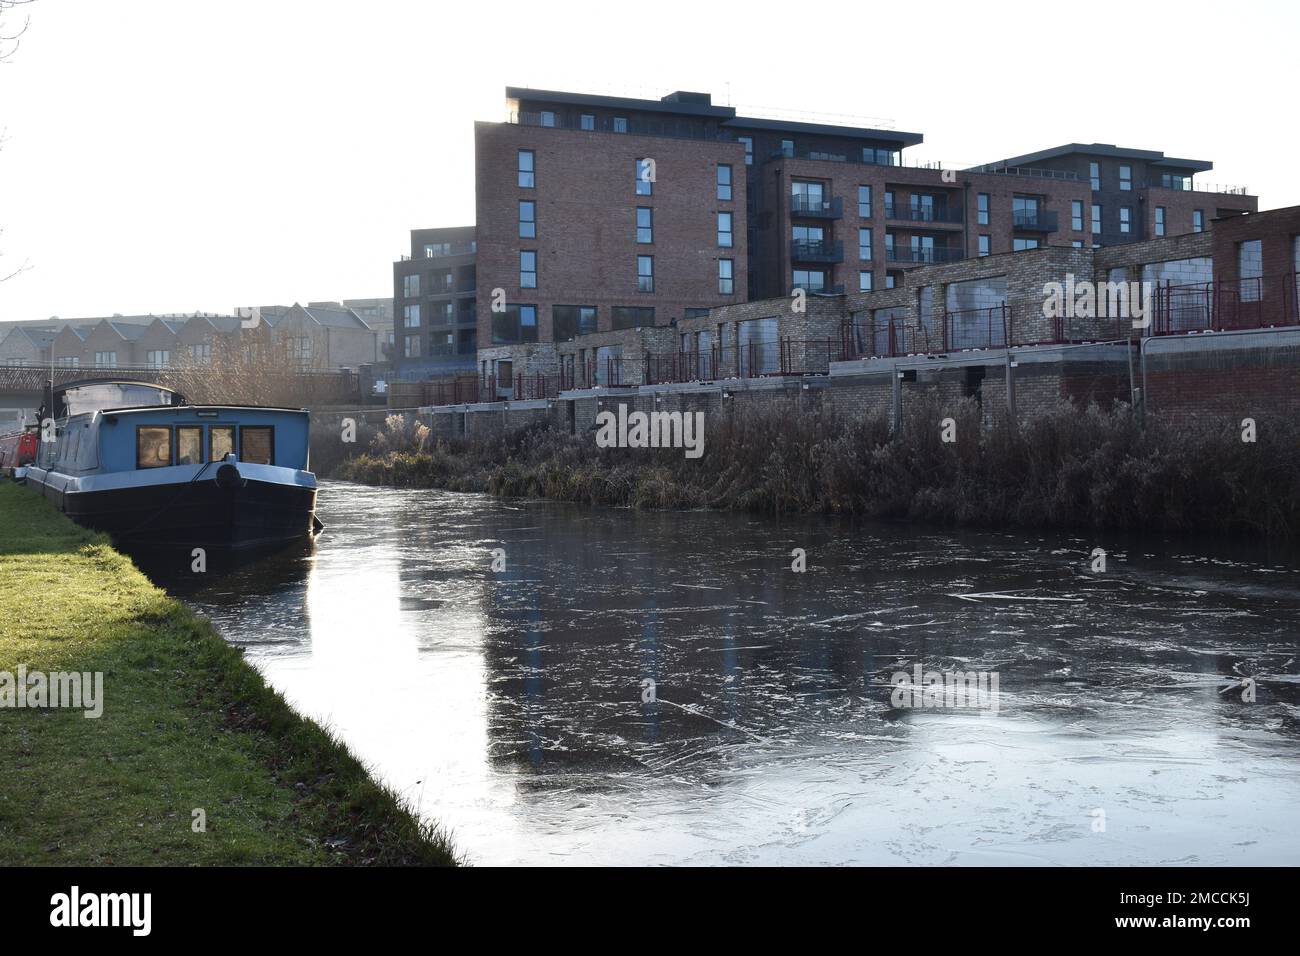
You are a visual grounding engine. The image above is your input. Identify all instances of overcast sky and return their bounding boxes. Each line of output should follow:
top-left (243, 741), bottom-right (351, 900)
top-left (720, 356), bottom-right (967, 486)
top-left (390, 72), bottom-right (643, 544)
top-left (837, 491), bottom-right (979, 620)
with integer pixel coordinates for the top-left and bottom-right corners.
top-left (1, 0), bottom-right (1295, 322)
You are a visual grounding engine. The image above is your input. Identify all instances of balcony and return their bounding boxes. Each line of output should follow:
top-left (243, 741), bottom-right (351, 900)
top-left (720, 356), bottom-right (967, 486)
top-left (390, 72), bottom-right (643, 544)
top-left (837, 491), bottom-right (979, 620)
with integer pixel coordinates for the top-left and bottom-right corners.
top-left (886, 246), bottom-right (966, 265)
top-left (790, 281), bottom-right (846, 295)
top-left (790, 195), bottom-right (844, 219)
top-left (1013, 210), bottom-right (1059, 232)
top-left (885, 203), bottom-right (964, 225)
top-left (790, 239), bottom-right (844, 263)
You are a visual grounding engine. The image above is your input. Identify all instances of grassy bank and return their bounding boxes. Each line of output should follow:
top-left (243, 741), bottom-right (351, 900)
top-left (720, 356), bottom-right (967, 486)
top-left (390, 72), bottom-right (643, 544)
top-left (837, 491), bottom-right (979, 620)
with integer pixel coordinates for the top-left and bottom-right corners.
top-left (0, 483), bottom-right (458, 865)
top-left (336, 398), bottom-right (1300, 538)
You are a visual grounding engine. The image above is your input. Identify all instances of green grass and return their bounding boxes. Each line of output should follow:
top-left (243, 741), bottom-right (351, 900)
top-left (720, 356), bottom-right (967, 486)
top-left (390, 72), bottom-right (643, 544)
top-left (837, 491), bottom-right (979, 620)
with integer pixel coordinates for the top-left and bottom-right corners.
top-left (0, 482), bottom-right (458, 866)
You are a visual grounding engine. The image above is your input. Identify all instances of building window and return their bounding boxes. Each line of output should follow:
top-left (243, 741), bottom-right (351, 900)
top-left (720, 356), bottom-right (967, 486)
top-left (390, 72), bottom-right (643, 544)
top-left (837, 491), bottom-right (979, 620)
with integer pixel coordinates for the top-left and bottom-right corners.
top-left (781, 139), bottom-right (794, 157)
top-left (977, 193), bottom-right (989, 226)
top-left (520, 251), bottom-right (537, 288)
top-left (718, 212), bottom-right (733, 247)
top-left (189, 343), bottom-right (211, 364)
top-left (403, 274), bottom-right (419, 297)
top-left (1119, 206), bottom-right (1131, 234)
top-left (1239, 239), bottom-right (1263, 301)
top-left (637, 207), bottom-right (653, 244)
top-left (492, 304), bottom-right (538, 344)
top-left (717, 164), bottom-right (732, 201)
top-left (857, 185), bottom-right (872, 218)
top-left (145, 350), bottom-right (169, 368)
top-left (613, 116), bottom-right (628, 133)
top-left (403, 304), bottom-right (420, 328)
top-left (1092, 204), bottom-right (1102, 235)
top-left (1072, 240), bottom-right (1084, 248)
top-left (863, 147), bottom-right (899, 166)
top-left (1089, 162), bottom-right (1100, 190)
top-left (1193, 209), bottom-right (1204, 233)
top-left (636, 158), bottom-right (653, 195)
top-left (1155, 206), bottom-right (1166, 237)
top-left (738, 136), bottom-right (753, 165)
top-left (1071, 200), bottom-right (1084, 231)
top-left (978, 235), bottom-right (991, 257)
top-left (553, 305), bottom-right (598, 340)
top-left (431, 301), bottom-right (453, 325)
top-left (859, 271), bottom-right (873, 292)
top-left (718, 259), bottom-right (734, 295)
top-left (136, 426), bottom-right (172, 469)
top-left (539, 110), bottom-right (556, 128)
top-left (94, 351), bottom-right (117, 368)
top-left (580, 113), bottom-right (595, 131)
top-left (403, 335), bottom-right (421, 358)
top-left (858, 227), bottom-right (872, 260)
top-left (637, 255), bottom-right (654, 293)
top-left (792, 269), bottom-right (826, 292)
top-left (517, 149), bottom-right (534, 188)
top-left (611, 306), bottom-right (654, 330)
top-left (519, 200), bottom-right (536, 239)
top-left (1119, 165), bottom-right (1132, 191)
top-left (1013, 238), bottom-right (1040, 251)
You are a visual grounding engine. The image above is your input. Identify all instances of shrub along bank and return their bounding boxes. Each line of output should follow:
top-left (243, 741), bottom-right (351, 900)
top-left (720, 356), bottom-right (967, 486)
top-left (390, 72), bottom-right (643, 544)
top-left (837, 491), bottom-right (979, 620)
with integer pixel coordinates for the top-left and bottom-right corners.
top-left (335, 398), bottom-right (1300, 539)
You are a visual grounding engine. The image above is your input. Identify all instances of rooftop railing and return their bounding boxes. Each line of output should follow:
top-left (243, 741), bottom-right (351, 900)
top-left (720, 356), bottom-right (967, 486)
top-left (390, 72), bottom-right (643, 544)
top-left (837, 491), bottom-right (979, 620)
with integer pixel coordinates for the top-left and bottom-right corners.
top-left (967, 164), bottom-right (1081, 182)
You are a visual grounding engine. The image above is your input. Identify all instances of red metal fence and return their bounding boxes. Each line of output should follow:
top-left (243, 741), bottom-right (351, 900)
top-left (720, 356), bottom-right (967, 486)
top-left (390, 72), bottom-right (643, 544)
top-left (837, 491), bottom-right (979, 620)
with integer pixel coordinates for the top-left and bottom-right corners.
top-left (1151, 273), bottom-right (1300, 336)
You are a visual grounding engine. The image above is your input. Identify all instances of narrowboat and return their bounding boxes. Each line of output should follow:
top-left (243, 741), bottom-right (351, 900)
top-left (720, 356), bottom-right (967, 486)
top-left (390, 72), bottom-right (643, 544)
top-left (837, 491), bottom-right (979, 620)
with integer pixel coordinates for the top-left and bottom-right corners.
top-left (24, 380), bottom-right (321, 550)
top-left (0, 425), bottom-right (39, 481)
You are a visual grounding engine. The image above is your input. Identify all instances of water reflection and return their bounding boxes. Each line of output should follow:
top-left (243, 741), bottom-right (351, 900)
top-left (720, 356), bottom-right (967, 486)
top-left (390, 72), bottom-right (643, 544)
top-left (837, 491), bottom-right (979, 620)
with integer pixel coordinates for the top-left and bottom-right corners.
top-left (161, 483), bottom-right (1300, 866)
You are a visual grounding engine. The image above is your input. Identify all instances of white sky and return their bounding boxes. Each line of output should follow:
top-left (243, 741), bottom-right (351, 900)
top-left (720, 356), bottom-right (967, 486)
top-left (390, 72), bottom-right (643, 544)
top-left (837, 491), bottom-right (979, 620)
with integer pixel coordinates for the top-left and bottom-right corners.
top-left (1, 0), bottom-right (1296, 322)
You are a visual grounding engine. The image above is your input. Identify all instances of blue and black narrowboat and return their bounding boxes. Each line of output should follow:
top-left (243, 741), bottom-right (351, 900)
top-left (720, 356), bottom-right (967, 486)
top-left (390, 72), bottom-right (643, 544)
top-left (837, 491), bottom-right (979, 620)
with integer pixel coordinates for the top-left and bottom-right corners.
top-left (24, 380), bottom-right (321, 550)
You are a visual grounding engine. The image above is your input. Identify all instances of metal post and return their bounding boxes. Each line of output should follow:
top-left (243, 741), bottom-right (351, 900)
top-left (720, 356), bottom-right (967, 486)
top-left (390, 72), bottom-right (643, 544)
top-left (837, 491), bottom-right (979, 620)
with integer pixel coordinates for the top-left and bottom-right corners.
top-left (891, 363), bottom-right (903, 437)
top-left (1005, 351), bottom-right (1017, 429)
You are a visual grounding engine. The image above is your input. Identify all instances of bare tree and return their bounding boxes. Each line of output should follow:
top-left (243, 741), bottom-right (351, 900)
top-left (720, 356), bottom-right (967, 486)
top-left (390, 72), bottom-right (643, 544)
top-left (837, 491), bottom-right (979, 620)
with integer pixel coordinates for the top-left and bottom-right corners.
top-left (0, 0), bottom-right (36, 62)
top-left (159, 326), bottom-right (344, 408)
top-left (0, 1), bottom-right (37, 281)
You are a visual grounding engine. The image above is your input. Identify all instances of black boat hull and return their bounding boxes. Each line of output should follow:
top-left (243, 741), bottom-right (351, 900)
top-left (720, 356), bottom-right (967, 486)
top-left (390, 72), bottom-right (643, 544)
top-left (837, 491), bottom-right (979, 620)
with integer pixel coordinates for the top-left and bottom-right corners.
top-left (34, 475), bottom-right (318, 550)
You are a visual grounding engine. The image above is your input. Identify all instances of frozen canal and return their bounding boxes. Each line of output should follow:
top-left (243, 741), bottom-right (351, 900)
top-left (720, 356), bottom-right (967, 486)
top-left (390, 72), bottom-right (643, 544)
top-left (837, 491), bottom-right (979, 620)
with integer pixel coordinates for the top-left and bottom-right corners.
top-left (168, 482), bottom-right (1300, 865)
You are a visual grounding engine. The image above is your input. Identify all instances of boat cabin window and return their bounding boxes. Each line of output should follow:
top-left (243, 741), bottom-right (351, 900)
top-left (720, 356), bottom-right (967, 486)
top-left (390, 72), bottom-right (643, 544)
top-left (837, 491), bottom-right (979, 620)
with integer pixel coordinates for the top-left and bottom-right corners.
top-left (210, 426), bottom-right (235, 462)
top-left (239, 426), bottom-right (274, 465)
top-left (137, 426), bottom-right (172, 469)
top-left (177, 426), bottom-right (203, 465)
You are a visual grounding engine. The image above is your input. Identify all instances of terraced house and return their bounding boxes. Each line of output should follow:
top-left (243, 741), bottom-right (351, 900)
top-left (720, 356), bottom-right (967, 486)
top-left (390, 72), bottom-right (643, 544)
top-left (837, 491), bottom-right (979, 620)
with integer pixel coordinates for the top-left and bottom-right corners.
top-left (394, 85), bottom-right (1257, 398)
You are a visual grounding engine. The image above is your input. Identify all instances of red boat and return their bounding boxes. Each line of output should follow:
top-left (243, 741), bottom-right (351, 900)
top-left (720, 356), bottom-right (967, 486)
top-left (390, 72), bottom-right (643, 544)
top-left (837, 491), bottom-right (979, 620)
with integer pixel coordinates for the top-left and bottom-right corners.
top-left (0, 426), bottom-right (39, 476)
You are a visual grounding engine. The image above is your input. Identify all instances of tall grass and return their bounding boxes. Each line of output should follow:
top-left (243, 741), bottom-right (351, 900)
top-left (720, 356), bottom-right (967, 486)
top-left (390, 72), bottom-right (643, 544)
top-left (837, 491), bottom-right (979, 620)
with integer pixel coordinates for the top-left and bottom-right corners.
top-left (335, 396), bottom-right (1300, 538)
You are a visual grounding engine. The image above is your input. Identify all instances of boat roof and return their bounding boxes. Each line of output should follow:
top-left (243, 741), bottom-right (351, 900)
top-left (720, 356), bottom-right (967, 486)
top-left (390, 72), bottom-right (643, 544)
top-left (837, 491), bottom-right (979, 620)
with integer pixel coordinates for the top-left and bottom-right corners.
top-left (100, 404), bottom-right (309, 415)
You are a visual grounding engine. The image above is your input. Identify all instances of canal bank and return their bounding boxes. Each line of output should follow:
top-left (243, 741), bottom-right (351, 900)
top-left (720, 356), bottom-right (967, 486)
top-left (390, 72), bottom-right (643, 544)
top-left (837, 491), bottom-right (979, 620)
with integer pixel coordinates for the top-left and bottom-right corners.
top-left (0, 483), bottom-right (457, 866)
top-left (335, 396), bottom-right (1300, 538)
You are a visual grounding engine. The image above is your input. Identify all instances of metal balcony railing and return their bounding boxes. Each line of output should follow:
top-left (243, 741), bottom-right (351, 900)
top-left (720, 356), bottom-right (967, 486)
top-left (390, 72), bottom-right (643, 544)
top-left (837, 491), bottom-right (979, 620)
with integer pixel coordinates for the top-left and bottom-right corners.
top-left (790, 195), bottom-right (844, 218)
top-left (1012, 210), bottom-right (1059, 232)
top-left (886, 246), bottom-right (966, 265)
top-left (884, 203), bottom-right (964, 224)
top-left (790, 239), bottom-right (844, 263)
top-left (1151, 273), bottom-right (1300, 336)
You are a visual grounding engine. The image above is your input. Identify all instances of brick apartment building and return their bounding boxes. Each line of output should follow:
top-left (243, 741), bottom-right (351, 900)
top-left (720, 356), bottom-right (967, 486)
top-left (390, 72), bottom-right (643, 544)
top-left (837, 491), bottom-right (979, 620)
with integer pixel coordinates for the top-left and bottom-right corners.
top-left (394, 85), bottom-right (1257, 394)
top-left (391, 225), bottom-right (477, 379)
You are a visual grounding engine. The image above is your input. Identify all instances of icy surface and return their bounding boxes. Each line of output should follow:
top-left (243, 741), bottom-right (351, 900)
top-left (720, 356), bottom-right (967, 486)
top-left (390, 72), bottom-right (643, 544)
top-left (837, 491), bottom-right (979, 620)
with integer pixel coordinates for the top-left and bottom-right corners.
top-left (173, 483), bottom-right (1300, 866)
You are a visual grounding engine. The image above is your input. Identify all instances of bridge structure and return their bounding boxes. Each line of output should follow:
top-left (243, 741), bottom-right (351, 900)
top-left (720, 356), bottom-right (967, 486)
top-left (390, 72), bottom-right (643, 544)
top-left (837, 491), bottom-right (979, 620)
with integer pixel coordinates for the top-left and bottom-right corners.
top-left (0, 364), bottom-right (362, 426)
